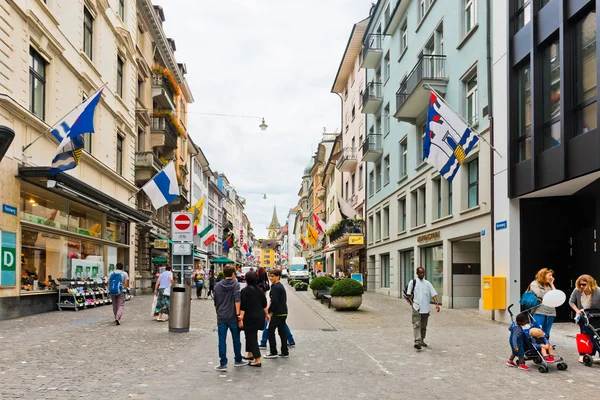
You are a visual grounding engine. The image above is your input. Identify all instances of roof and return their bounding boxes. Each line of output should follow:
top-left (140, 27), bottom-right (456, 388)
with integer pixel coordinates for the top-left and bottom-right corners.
top-left (331, 17), bottom-right (369, 94)
top-left (268, 205), bottom-right (281, 230)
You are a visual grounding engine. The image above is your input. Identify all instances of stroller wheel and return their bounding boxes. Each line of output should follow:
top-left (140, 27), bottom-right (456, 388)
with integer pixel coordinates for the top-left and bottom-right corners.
top-left (557, 362), bottom-right (567, 371)
top-left (583, 355), bottom-right (594, 367)
top-left (538, 365), bottom-right (549, 373)
top-left (532, 358), bottom-right (542, 365)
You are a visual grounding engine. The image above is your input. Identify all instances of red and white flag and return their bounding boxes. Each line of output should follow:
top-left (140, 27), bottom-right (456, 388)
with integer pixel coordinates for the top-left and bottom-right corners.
top-left (313, 212), bottom-right (328, 235)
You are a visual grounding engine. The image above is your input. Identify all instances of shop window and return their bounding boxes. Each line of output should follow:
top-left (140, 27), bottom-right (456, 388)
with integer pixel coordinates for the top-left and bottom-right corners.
top-left (68, 202), bottom-right (103, 238)
top-left (421, 245), bottom-right (443, 301)
top-left (380, 254), bottom-right (390, 288)
top-left (575, 10), bottom-right (597, 136)
top-left (515, 0), bottom-right (531, 32)
top-left (21, 183), bottom-right (69, 231)
top-left (106, 216), bottom-right (128, 244)
top-left (401, 249), bottom-right (415, 289)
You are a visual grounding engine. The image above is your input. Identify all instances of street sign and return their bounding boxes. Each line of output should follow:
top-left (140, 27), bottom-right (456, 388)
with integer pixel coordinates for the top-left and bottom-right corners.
top-left (154, 239), bottom-right (169, 249)
top-left (173, 242), bottom-right (192, 255)
top-left (496, 221), bottom-right (507, 230)
top-left (171, 212), bottom-right (194, 242)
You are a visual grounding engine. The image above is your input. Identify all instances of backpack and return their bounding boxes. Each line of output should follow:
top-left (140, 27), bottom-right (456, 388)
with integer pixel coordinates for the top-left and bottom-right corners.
top-left (402, 279), bottom-right (417, 305)
top-left (108, 271), bottom-right (123, 295)
top-left (519, 289), bottom-right (540, 309)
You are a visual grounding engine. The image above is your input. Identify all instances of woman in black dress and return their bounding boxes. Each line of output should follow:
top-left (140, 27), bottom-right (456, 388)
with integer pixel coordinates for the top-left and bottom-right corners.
top-left (239, 271), bottom-right (268, 367)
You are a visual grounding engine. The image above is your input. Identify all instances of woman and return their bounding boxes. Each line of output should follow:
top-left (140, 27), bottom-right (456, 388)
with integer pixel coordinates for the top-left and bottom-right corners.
top-left (205, 270), bottom-right (215, 299)
top-left (154, 265), bottom-right (174, 322)
top-left (192, 265), bottom-right (204, 300)
top-left (529, 268), bottom-right (557, 338)
top-left (569, 274), bottom-right (600, 363)
top-left (257, 267), bottom-right (269, 293)
top-left (239, 271), bottom-right (268, 367)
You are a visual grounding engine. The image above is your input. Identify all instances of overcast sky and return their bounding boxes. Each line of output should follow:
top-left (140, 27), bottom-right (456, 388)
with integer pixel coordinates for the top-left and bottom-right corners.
top-left (155, 0), bottom-right (371, 238)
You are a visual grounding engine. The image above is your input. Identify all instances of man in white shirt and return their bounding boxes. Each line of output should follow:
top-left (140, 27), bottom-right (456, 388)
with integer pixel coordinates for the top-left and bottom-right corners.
top-left (406, 267), bottom-right (440, 350)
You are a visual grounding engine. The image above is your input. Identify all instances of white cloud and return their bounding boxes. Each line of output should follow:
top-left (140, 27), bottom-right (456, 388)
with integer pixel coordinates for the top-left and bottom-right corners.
top-left (154, 0), bottom-right (371, 238)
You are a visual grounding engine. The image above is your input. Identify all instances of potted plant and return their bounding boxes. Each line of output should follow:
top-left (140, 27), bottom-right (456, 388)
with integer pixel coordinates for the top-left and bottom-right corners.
top-left (329, 278), bottom-right (364, 311)
top-left (295, 282), bottom-right (308, 291)
top-left (309, 276), bottom-right (335, 299)
top-left (288, 279), bottom-right (299, 287)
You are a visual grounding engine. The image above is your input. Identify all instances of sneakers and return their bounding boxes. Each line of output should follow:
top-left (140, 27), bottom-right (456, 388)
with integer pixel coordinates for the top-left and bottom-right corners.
top-left (421, 342), bottom-right (428, 347)
top-left (544, 356), bottom-right (555, 363)
top-left (115, 320), bottom-right (120, 326)
top-left (234, 360), bottom-right (249, 367)
top-left (506, 360), bottom-right (518, 368)
top-left (263, 353), bottom-right (278, 359)
top-left (414, 343), bottom-right (422, 350)
top-left (278, 353), bottom-right (289, 358)
top-left (288, 343), bottom-right (296, 348)
top-left (259, 344), bottom-right (267, 349)
top-left (213, 365), bottom-right (227, 372)
top-left (517, 363), bottom-right (531, 371)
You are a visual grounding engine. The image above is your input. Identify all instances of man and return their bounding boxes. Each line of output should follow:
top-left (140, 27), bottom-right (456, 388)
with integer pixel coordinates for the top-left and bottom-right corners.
top-left (108, 263), bottom-right (129, 326)
top-left (406, 267), bottom-right (440, 350)
top-left (264, 269), bottom-right (289, 359)
top-left (213, 266), bottom-right (248, 371)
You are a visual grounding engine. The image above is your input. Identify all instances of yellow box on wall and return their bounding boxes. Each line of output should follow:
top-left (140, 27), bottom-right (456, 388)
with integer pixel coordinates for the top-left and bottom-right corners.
top-left (482, 276), bottom-right (506, 310)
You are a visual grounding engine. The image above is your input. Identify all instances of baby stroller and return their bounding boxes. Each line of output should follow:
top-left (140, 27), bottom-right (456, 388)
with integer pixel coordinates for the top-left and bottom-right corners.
top-left (578, 309), bottom-right (600, 367)
top-left (507, 304), bottom-right (568, 373)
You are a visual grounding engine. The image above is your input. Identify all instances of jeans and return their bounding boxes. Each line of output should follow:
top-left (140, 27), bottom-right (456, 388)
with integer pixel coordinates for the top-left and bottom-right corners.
top-left (260, 319), bottom-right (294, 346)
top-left (217, 322), bottom-right (242, 367)
top-left (195, 284), bottom-right (204, 298)
top-left (244, 329), bottom-right (261, 359)
top-left (412, 308), bottom-right (430, 344)
top-left (268, 315), bottom-right (288, 356)
top-left (111, 293), bottom-right (125, 321)
top-left (533, 314), bottom-right (555, 339)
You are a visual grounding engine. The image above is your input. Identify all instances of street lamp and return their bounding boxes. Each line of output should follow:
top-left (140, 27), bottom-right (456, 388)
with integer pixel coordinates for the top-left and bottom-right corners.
top-left (259, 118), bottom-right (268, 131)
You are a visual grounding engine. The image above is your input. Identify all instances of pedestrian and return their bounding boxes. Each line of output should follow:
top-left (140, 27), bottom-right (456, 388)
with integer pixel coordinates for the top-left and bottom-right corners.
top-left (406, 267), bottom-right (440, 350)
top-left (154, 265), bottom-right (173, 322)
top-left (205, 270), bottom-right (215, 299)
top-left (239, 271), bottom-right (268, 367)
top-left (507, 312), bottom-right (530, 371)
top-left (192, 264), bottom-right (204, 299)
top-left (257, 267), bottom-right (270, 293)
top-left (569, 274), bottom-right (600, 363)
top-left (264, 269), bottom-right (290, 359)
top-left (108, 263), bottom-right (129, 325)
top-left (529, 268), bottom-right (557, 338)
top-left (213, 266), bottom-right (248, 371)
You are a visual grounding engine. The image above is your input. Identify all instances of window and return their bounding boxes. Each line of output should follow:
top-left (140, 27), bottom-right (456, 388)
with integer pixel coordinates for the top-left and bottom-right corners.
top-left (515, 0), bottom-right (531, 32)
top-left (542, 38), bottom-right (561, 151)
top-left (421, 245), bottom-right (443, 299)
top-left (398, 198), bottom-right (406, 232)
top-left (399, 139), bottom-right (407, 178)
top-left (375, 212), bottom-right (381, 241)
top-left (383, 155), bottom-right (390, 185)
top-left (345, 181), bottom-right (349, 200)
top-left (375, 163), bottom-right (382, 191)
top-left (411, 190), bottom-right (418, 228)
top-left (419, 186), bottom-right (426, 225)
top-left (384, 3), bottom-right (391, 28)
top-left (118, 0), bottom-right (125, 21)
top-left (468, 158), bottom-right (478, 208)
top-left (384, 52), bottom-right (390, 83)
top-left (368, 215), bottom-right (374, 243)
top-left (419, 0), bottom-right (426, 20)
top-left (383, 206), bottom-right (390, 238)
top-left (116, 134), bottom-right (124, 175)
top-left (137, 79), bottom-right (143, 99)
top-left (448, 182), bottom-right (453, 214)
top-left (380, 254), bottom-right (390, 288)
top-left (359, 165), bottom-right (364, 189)
top-left (83, 7), bottom-right (93, 60)
top-left (516, 60), bottom-right (531, 162)
top-left (29, 48), bottom-right (46, 119)
top-left (117, 57), bottom-right (124, 98)
top-left (465, 0), bottom-right (476, 34)
top-left (351, 104), bottom-right (356, 121)
top-left (418, 123), bottom-right (426, 163)
top-left (575, 11), bottom-right (597, 136)
top-left (401, 250), bottom-right (415, 289)
top-left (351, 173), bottom-right (355, 195)
top-left (384, 103), bottom-right (390, 136)
top-left (466, 73), bottom-right (478, 125)
top-left (400, 21), bottom-right (408, 54)
top-left (137, 129), bottom-right (143, 152)
top-left (369, 171), bottom-right (375, 196)
top-left (435, 178), bottom-right (442, 219)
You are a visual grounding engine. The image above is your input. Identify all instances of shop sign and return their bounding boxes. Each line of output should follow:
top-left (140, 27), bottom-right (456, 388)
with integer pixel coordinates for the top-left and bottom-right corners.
top-left (154, 239), bottom-right (169, 249)
top-left (0, 231), bottom-right (17, 286)
top-left (417, 231), bottom-right (441, 243)
top-left (2, 204), bottom-right (17, 216)
top-left (349, 235), bottom-right (364, 245)
top-left (171, 212), bottom-right (194, 242)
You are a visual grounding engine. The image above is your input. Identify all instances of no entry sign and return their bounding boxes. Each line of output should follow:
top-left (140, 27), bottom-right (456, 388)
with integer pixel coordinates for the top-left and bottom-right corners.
top-left (171, 212), bottom-right (194, 242)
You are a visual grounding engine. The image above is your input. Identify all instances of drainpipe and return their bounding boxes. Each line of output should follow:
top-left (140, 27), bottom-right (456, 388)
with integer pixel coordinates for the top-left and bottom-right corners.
top-left (486, 0), bottom-right (496, 321)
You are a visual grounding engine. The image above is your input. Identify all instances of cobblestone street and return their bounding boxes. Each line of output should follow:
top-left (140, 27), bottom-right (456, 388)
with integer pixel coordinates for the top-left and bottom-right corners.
top-left (1, 284), bottom-right (598, 400)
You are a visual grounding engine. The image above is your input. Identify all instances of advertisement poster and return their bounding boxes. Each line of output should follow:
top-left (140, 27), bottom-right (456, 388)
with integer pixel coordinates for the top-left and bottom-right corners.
top-left (0, 231), bottom-right (17, 286)
top-left (71, 259), bottom-right (104, 279)
top-left (351, 273), bottom-right (363, 284)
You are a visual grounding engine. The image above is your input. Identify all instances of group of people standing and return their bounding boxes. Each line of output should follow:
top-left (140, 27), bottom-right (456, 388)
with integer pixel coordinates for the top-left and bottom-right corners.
top-left (191, 265), bottom-right (216, 300)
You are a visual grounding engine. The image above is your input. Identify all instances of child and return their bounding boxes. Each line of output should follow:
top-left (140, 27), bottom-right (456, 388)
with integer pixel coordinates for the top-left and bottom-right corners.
top-left (529, 327), bottom-right (555, 362)
top-left (507, 312), bottom-right (530, 371)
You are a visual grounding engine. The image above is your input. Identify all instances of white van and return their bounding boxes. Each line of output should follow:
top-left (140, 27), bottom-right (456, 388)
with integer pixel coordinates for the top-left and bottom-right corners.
top-left (288, 257), bottom-right (309, 283)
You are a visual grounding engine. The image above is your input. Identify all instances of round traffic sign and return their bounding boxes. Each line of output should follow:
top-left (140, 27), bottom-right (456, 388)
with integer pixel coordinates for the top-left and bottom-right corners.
top-left (174, 214), bottom-right (191, 230)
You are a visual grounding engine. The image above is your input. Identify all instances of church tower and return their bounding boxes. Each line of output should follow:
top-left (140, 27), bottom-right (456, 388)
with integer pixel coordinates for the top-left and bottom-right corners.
top-left (267, 205), bottom-right (281, 240)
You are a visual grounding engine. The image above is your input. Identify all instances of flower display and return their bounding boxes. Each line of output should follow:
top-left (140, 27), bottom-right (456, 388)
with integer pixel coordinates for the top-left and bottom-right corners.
top-left (152, 65), bottom-right (181, 97)
top-left (152, 109), bottom-right (186, 138)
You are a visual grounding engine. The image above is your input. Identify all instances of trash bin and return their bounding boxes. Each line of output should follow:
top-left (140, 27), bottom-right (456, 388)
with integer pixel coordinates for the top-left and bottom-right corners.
top-left (169, 284), bottom-right (191, 333)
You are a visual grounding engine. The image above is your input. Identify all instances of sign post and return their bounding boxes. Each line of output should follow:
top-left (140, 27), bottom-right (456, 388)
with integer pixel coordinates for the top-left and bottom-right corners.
top-left (171, 213), bottom-right (194, 284)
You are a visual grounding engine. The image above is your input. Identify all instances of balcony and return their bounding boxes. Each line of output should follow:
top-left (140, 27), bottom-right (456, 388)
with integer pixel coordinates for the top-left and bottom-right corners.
top-left (394, 55), bottom-right (448, 123)
top-left (135, 151), bottom-right (162, 185)
top-left (169, 184), bottom-right (190, 211)
top-left (151, 115), bottom-right (178, 149)
top-left (360, 34), bottom-right (383, 69)
top-left (328, 219), bottom-right (364, 244)
top-left (360, 134), bottom-right (382, 163)
top-left (317, 188), bottom-right (325, 200)
top-left (152, 75), bottom-right (176, 111)
top-left (361, 82), bottom-right (383, 114)
top-left (337, 147), bottom-right (358, 172)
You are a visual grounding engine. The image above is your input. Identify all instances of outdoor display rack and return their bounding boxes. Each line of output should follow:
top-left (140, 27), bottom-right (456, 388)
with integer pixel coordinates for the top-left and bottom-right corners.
top-left (57, 279), bottom-right (112, 311)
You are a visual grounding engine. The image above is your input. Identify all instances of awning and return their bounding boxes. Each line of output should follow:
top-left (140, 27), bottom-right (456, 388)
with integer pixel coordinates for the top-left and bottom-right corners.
top-left (19, 166), bottom-right (150, 224)
top-left (152, 257), bottom-right (167, 263)
top-left (211, 257), bottom-right (234, 264)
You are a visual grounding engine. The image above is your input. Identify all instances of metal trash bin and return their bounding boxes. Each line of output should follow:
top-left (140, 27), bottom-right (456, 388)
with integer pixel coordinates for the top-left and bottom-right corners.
top-left (169, 284), bottom-right (191, 333)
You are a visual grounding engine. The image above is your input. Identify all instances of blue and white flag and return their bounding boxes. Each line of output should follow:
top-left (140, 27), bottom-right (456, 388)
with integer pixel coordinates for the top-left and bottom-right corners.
top-left (50, 87), bottom-right (103, 175)
top-left (424, 92), bottom-right (479, 182)
top-left (141, 161), bottom-right (180, 209)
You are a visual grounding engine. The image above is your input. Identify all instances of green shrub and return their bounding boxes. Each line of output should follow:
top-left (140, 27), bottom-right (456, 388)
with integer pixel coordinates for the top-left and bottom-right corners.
top-left (330, 278), bottom-right (364, 297)
top-left (309, 276), bottom-right (335, 290)
top-left (295, 282), bottom-right (308, 290)
top-left (288, 280), bottom-right (300, 286)
top-left (216, 271), bottom-right (225, 282)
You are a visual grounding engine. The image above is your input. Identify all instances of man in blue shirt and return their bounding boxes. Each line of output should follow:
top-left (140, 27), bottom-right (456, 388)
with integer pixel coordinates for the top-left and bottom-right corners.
top-left (406, 267), bottom-right (440, 350)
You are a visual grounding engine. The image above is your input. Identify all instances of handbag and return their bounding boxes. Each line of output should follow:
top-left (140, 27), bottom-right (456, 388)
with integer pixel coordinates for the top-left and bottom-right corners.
top-left (151, 295), bottom-right (158, 317)
top-left (520, 285), bottom-right (540, 309)
top-left (163, 286), bottom-right (171, 297)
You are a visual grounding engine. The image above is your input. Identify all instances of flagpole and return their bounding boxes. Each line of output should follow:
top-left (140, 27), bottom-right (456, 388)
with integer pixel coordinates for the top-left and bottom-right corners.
top-left (22, 84), bottom-right (108, 154)
top-left (424, 84), bottom-right (502, 158)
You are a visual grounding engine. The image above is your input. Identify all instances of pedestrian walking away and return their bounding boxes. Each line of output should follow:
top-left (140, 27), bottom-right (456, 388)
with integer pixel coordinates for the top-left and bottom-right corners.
top-left (529, 268), bottom-right (557, 339)
top-left (213, 266), bottom-right (248, 371)
top-left (406, 267), bottom-right (440, 350)
top-left (108, 263), bottom-right (129, 325)
top-left (239, 271), bottom-right (268, 367)
top-left (205, 270), bottom-right (215, 299)
top-left (154, 265), bottom-right (173, 322)
top-left (264, 269), bottom-right (289, 359)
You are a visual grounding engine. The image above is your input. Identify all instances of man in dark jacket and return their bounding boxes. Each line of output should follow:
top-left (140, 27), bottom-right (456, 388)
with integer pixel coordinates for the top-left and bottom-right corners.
top-left (213, 266), bottom-right (247, 371)
top-left (264, 269), bottom-right (289, 359)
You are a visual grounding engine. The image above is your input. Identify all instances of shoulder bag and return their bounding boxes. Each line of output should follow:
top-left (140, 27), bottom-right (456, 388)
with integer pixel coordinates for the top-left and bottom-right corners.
top-left (520, 284), bottom-right (540, 309)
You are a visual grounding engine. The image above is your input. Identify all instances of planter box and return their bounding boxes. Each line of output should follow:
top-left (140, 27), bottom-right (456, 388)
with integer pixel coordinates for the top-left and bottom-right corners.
top-left (312, 287), bottom-right (330, 299)
top-left (331, 295), bottom-right (363, 311)
top-left (295, 285), bottom-right (308, 291)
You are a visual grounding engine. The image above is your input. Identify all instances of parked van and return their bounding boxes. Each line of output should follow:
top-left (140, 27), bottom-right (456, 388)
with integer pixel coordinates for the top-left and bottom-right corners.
top-left (288, 257), bottom-right (309, 283)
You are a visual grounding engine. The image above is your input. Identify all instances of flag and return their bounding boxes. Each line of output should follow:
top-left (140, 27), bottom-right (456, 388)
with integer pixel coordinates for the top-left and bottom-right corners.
top-left (307, 224), bottom-right (318, 246)
top-left (299, 234), bottom-right (307, 249)
top-left (222, 235), bottom-right (233, 252)
top-left (243, 243), bottom-right (249, 254)
top-left (141, 161), bottom-right (180, 209)
top-left (313, 213), bottom-right (328, 235)
top-left (50, 88), bottom-right (103, 174)
top-left (188, 198), bottom-right (205, 235)
top-left (199, 224), bottom-right (215, 246)
top-left (425, 92), bottom-right (479, 182)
